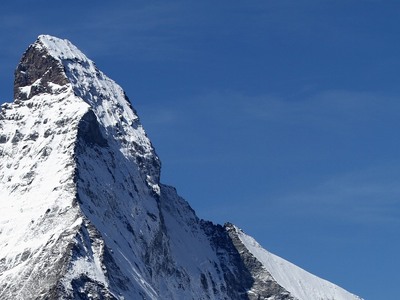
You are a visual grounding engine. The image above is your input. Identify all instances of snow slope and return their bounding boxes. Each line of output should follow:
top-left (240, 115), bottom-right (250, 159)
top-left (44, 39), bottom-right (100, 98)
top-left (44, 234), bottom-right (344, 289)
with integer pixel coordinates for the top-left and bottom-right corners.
top-left (234, 225), bottom-right (362, 300)
top-left (0, 77), bottom-right (89, 299)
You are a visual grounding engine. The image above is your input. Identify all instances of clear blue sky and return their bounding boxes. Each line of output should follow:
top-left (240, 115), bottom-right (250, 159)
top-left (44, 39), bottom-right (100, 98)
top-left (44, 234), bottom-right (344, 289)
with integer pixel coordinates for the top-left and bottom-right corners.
top-left (1, 1), bottom-right (399, 299)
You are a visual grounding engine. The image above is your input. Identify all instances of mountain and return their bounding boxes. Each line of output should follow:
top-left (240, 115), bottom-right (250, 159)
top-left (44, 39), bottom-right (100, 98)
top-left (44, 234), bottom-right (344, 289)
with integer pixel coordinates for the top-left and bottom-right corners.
top-left (0, 35), bottom-right (362, 300)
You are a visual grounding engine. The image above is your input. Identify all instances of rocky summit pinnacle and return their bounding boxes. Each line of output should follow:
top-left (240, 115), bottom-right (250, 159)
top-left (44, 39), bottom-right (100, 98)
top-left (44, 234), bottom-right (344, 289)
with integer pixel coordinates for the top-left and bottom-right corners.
top-left (0, 35), bottom-right (363, 300)
top-left (14, 35), bottom-right (68, 100)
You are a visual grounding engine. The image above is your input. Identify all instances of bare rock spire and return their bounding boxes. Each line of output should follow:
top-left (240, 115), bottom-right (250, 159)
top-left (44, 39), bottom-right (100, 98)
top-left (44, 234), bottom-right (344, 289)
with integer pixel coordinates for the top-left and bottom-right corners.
top-left (14, 38), bottom-right (68, 100)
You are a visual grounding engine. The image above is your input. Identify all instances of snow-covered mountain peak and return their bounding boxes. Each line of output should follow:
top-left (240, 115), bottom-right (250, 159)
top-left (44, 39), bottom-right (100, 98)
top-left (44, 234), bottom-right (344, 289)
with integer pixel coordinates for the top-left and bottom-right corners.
top-left (0, 35), bottom-right (363, 300)
top-left (14, 34), bottom-right (161, 188)
top-left (36, 35), bottom-right (88, 63)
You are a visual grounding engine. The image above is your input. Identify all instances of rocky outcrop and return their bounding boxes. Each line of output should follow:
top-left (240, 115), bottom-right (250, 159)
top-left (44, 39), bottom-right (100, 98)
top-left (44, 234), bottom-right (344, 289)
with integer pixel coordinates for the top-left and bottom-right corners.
top-left (14, 42), bottom-right (68, 100)
top-left (225, 223), bottom-right (295, 300)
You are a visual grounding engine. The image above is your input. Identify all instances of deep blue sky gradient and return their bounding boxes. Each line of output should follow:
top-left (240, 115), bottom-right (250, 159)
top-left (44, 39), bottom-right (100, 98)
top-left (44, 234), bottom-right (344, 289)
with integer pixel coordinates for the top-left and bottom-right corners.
top-left (1, 1), bottom-right (400, 299)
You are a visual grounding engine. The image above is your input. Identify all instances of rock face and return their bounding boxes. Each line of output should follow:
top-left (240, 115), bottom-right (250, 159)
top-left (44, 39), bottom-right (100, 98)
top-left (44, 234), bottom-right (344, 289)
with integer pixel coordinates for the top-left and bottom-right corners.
top-left (0, 35), bottom-right (363, 300)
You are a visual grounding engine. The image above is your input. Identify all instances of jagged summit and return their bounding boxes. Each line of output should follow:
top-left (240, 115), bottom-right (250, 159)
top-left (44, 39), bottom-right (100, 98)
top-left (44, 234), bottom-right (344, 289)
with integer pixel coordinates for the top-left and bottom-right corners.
top-left (14, 34), bottom-right (161, 188)
top-left (14, 35), bottom-right (69, 100)
top-left (0, 35), bottom-right (362, 300)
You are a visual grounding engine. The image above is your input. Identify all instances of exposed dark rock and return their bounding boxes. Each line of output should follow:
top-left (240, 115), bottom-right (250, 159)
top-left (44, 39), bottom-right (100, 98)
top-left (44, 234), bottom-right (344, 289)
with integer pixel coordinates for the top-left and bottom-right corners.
top-left (201, 220), bottom-right (253, 300)
top-left (77, 110), bottom-right (108, 147)
top-left (0, 134), bottom-right (8, 143)
top-left (14, 42), bottom-right (68, 100)
top-left (24, 131), bottom-right (39, 141)
top-left (224, 223), bottom-right (295, 300)
top-left (11, 130), bottom-right (23, 143)
top-left (71, 274), bottom-right (117, 300)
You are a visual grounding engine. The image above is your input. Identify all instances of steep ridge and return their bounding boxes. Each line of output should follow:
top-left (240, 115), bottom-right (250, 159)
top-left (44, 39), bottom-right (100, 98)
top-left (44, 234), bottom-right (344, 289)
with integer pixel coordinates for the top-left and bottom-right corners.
top-left (0, 35), bottom-right (363, 300)
top-left (226, 225), bottom-right (361, 300)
